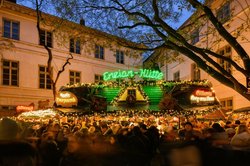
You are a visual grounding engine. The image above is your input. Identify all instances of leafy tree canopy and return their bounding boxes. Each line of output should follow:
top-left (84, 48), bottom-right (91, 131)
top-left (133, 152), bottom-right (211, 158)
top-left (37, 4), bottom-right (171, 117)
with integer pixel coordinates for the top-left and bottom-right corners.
top-left (20, 0), bottom-right (250, 101)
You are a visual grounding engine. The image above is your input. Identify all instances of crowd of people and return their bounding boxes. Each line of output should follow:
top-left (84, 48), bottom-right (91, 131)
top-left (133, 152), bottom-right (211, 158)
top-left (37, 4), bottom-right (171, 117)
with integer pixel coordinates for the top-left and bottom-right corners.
top-left (0, 109), bottom-right (250, 166)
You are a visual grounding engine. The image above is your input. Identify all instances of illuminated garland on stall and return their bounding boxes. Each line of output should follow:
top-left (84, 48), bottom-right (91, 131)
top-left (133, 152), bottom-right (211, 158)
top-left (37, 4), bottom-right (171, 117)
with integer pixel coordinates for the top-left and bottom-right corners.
top-left (17, 108), bottom-right (57, 119)
top-left (59, 79), bottom-right (219, 117)
top-left (62, 79), bottom-right (212, 90)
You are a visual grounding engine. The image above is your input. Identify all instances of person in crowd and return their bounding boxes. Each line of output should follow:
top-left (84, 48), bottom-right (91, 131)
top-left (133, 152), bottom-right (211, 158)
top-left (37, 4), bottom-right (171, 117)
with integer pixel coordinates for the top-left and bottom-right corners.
top-left (39, 139), bottom-right (60, 166)
top-left (59, 133), bottom-right (95, 166)
top-left (230, 124), bottom-right (250, 150)
top-left (178, 122), bottom-right (203, 141)
top-left (210, 123), bottom-right (229, 148)
top-left (0, 118), bottom-right (39, 165)
top-left (127, 126), bottom-right (151, 166)
top-left (0, 141), bottom-right (38, 166)
top-left (0, 117), bottom-right (20, 140)
top-left (224, 121), bottom-right (236, 139)
top-left (168, 141), bottom-right (203, 166)
top-left (202, 127), bottom-right (215, 145)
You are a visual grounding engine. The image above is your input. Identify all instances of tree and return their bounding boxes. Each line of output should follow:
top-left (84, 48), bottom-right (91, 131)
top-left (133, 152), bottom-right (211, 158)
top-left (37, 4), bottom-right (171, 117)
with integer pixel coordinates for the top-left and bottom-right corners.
top-left (29, 0), bottom-right (144, 105)
top-left (35, 0), bottom-right (73, 103)
top-left (49, 0), bottom-right (250, 101)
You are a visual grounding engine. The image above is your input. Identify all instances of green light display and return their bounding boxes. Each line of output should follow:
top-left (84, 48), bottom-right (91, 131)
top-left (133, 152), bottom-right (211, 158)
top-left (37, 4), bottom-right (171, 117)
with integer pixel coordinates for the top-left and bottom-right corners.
top-left (103, 69), bottom-right (163, 81)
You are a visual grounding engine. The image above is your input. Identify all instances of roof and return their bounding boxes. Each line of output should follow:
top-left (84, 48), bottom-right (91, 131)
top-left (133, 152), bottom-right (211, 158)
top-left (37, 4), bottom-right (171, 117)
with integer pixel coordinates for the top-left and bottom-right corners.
top-left (201, 109), bottom-right (228, 120)
top-left (233, 106), bottom-right (250, 113)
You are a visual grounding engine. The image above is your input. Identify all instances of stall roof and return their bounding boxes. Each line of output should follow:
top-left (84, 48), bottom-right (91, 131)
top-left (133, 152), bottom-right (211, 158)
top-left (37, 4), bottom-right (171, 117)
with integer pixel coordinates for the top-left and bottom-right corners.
top-left (233, 106), bottom-right (250, 113)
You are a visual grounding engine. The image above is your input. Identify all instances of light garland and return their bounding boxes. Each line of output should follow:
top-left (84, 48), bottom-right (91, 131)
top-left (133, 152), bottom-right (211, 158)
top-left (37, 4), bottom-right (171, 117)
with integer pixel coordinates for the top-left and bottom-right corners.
top-left (17, 108), bottom-right (57, 119)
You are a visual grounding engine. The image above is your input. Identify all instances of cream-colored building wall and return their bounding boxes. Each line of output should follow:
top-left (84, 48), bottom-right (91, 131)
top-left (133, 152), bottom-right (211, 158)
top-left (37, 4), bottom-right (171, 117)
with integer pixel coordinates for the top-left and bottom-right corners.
top-left (166, 0), bottom-right (250, 110)
top-left (167, 56), bottom-right (194, 80)
top-left (0, 2), bottom-right (142, 109)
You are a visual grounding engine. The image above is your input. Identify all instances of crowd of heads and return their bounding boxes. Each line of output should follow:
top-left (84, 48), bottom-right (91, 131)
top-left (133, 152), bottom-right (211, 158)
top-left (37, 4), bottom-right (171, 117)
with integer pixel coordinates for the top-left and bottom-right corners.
top-left (0, 109), bottom-right (250, 166)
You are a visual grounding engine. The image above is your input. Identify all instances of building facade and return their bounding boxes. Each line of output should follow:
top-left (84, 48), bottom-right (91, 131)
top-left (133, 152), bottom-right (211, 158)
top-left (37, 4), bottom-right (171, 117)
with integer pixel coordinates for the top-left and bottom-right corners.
top-left (163, 0), bottom-right (250, 110)
top-left (0, 0), bottom-right (142, 110)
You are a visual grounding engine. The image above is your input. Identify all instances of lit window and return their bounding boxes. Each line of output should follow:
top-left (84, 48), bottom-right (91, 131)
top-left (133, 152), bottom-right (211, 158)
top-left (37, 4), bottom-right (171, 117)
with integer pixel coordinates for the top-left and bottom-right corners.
top-left (39, 30), bottom-right (53, 47)
top-left (173, 71), bottom-right (180, 81)
top-left (39, 66), bottom-right (52, 89)
top-left (191, 29), bottom-right (199, 45)
top-left (69, 71), bottom-right (81, 84)
top-left (116, 50), bottom-right (124, 64)
top-left (95, 45), bottom-right (104, 59)
top-left (2, 60), bottom-right (19, 86)
top-left (3, 19), bottom-right (20, 40)
top-left (95, 74), bottom-right (103, 83)
top-left (70, 38), bottom-right (81, 54)
top-left (0, 105), bottom-right (16, 111)
top-left (220, 97), bottom-right (233, 111)
top-left (191, 63), bottom-right (200, 80)
top-left (217, 46), bottom-right (232, 74)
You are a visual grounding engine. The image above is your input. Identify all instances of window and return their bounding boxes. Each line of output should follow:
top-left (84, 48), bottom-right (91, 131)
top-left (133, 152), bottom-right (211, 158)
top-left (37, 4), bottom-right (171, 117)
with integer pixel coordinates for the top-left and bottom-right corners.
top-left (2, 60), bottom-right (19, 86)
top-left (173, 71), bottom-right (180, 81)
top-left (165, 65), bottom-right (168, 80)
top-left (191, 63), bottom-right (200, 80)
top-left (95, 74), bottom-right (103, 83)
top-left (220, 97), bottom-right (233, 111)
top-left (128, 89), bottom-right (136, 95)
top-left (217, 2), bottom-right (230, 23)
top-left (0, 105), bottom-right (16, 111)
top-left (95, 45), bottom-right (104, 59)
top-left (3, 19), bottom-right (20, 40)
top-left (39, 30), bottom-right (53, 47)
top-left (70, 38), bottom-right (81, 54)
top-left (39, 66), bottom-right (52, 89)
top-left (217, 46), bottom-right (232, 74)
top-left (191, 29), bottom-right (199, 45)
top-left (116, 50), bottom-right (124, 64)
top-left (69, 71), bottom-right (81, 84)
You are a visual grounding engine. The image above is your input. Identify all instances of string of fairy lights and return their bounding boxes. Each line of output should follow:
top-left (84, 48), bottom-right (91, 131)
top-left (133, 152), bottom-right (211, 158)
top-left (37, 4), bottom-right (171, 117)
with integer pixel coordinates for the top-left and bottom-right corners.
top-left (63, 79), bottom-right (212, 89)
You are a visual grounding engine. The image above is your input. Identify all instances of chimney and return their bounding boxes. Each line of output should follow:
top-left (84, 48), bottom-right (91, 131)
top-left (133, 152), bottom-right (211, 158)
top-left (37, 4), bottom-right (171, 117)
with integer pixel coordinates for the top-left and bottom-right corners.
top-left (6, 0), bottom-right (17, 3)
top-left (80, 19), bottom-right (85, 26)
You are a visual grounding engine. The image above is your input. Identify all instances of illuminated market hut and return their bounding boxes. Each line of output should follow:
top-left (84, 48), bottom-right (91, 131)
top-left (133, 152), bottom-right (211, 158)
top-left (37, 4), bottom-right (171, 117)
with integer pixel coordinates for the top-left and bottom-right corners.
top-left (55, 68), bottom-right (220, 115)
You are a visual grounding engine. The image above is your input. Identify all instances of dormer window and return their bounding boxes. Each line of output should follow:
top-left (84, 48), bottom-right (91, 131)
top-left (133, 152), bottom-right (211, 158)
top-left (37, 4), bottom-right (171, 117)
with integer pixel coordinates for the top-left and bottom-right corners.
top-left (70, 38), bottom-right (81, 54)
top-left (217, 2), bottom-right (230, 23)
top-left (191, 29), bottom-right (199, 45)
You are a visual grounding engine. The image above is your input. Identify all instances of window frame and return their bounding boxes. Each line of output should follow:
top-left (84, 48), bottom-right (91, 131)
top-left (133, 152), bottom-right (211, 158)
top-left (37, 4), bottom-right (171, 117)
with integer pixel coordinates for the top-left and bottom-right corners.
top-left (39, 29), bottom-right (53, 48)
top-left (70, 38), bottom-right (81, 54)
top-left (220, 97), bottom-right (233, 111)
top-left (173, 71), bottom-right (180, 81)
top-left (191, 63), bottom-right (201, 80)
top-left (116, 50), bottom-right (124, 64)
top-left (95, 45), bottom-right (104, 59)
top-left (2, 59), bottom-right (19, 86)
top-left (94, 74), bottom-right (103, 83)
top-left (69, 70), bottom-right (81, 84)
top-left (217, 46), bottom-right (232, 74)
top-left (3, 18), bottom-right (20, 40)
top-left (216, 2), bottom-right (230, 23)
top-left (191, 29), bottom-right (199, 45)
top-left (39, 65), bottom-right (52, 89)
